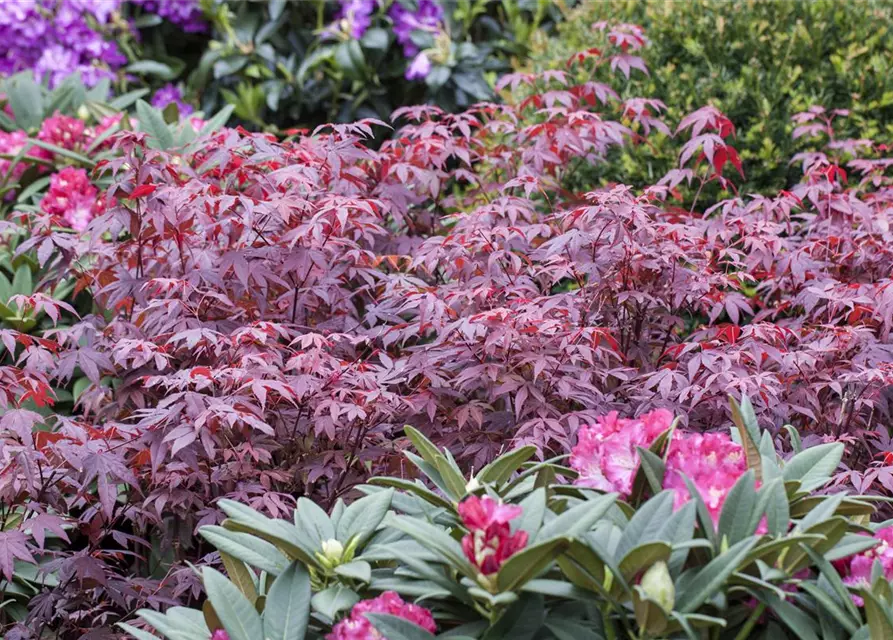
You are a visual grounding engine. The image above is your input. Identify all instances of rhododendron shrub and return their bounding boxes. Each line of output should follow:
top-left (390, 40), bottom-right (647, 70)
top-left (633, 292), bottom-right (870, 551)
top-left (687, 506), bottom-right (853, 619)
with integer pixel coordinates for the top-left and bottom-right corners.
top-left (129, 410), bottom-right (893, 639)
top-left (6, 38), bottom-right (893, 635)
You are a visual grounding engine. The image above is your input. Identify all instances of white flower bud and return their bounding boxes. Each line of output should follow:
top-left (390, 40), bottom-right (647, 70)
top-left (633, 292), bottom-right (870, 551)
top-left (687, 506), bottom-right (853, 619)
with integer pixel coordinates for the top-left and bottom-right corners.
top-left (639, 561), bottom-right (675, 613)
top-left (321, 538), bottom-right (344, 563)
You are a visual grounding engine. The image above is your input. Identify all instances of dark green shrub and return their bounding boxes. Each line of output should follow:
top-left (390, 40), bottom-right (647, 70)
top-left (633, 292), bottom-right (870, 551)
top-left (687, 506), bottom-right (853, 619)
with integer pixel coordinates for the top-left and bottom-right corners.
top-left (523, 0), bottom-right (893, 194)
top-left (179, 0), bottom-right (560, 130)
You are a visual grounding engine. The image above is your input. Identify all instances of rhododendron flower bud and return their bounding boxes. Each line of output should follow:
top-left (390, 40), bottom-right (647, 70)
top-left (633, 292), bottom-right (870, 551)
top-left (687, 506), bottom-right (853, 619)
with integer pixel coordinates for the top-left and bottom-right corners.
top-left (457, 494), bottom-right (522, 530)
top-left (322, 538), bottom-right (344, 563)
top-left (458, 495), bottom-right (527, 575)
top-left (211, 631), bottom-right (230, 640)
top-left (327, 591), bottom-right (436, 640)
top-left (639, 561), bottom-right (674, 613)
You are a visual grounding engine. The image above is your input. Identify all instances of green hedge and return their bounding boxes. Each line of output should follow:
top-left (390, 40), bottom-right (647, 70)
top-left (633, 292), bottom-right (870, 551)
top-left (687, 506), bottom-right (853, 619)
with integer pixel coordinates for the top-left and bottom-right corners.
top-left (525, 0), bottom-right (893, 194)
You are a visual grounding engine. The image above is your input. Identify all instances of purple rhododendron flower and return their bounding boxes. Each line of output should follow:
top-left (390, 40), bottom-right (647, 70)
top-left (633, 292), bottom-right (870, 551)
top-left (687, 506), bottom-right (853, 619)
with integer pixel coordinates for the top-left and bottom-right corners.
top-left (332, 0), bottom-right (377, 40)
top-left (0, 0), bottom-right (126, 88)
top-left (131, 0), bottom-right (207, 33)
top-left (389, 0), bottom-right (444, 57)
top-left (151, 83), bottom-right (194, 116)
top-left (405, 52), bottom-right (432, 80)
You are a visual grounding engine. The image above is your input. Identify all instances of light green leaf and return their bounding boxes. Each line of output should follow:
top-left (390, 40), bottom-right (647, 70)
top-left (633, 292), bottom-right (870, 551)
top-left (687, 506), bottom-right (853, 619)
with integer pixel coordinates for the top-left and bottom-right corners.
top-left (366, 478), bottom-right (452, 510)
top-left (387, 515), bottom-right (476, 577)
top-left (295, 498), bottom-right (334, 547)
top-left (676, 536), bottom-right (759, 612)
top-left (618, 541), bottom-right (672, 582)
top-left (403, 426), bottom-right (443, 468)
top-left (335, 489), bottom-right (393, 546)
top-left (496, 538), bottom-right (568, 592)
top-left (514, 487), bottom-right (546, 538)
top-left (783, 443), bottom-right (844, 492)
top-left (263, 561), bottom-right (311, 640)
top-left (108, 88), bottom-right (151, 110)
top-left (7, 73), bottom-right (43, 130)
top-left (476, 445), bottom-right (537, 486)
top-left (730, 395), bottom-right (762, 481)
top-left (536, 492), bottom-right (617, 543)
top-left (220, 552), bottom-right (257, 601)
top-left (136, 99), bottom-right (175, 150)
top-left (202, 567), bottom-right (263, 640)
top-left (199, 526), bottom-right (289, 576)
top-left (616, 491), bottom-right (675, 558)
top-left (126, 61), bottom-right (177, 80)
top-left (544, 618), bottom-right (605, 640)
top-left (334, 560), bottom-right (371, 583)
top-left (26, 138), bottom-right (95, 166)
top-left (311, 584), bottom-right (359, 620)
top-left (365, 613), bottom-right (436, 640)
top-left (198, 104), bottom-right (235, 137)
top-left (718, 470), bottom-right (757, 545)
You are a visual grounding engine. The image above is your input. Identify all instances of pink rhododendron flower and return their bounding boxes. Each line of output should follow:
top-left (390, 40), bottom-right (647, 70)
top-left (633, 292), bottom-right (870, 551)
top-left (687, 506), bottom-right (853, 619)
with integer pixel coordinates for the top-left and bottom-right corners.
top-left (458, 495), bottom-right (528, 575)
top-left (38, 111), bottom-right (87, 151)
top-left (87, 113), bottom-right (124, 150)
top-left (457, 494), bottom-right (522, 529)
top-left (570, 409), bottom-right (755, 524)
top-left (663, 431), bottom-right (746, 522)
top-left (327, 591), bottom-right (436, 640)
top-left (833, 526), bottom-right (893, 605)
top-left (40, 167), bottom-right (101, 232)
top-left (570, 408), bottom-right (673, 495)
top-left (211, 631), bottom-right (229, 640)
top-left (0, 130), bottom-right (51, 186)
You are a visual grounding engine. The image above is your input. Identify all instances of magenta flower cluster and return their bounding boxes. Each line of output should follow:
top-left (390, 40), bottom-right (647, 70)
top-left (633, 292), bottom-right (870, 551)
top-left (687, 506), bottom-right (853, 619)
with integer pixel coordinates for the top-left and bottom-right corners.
top-left (40, 167), bottom-right (102, 232)
top-left (569, 409), bottom-right (674, 496)
top-left (0, 110), bottom-right (109, 229)
top-left (0, 0), bottom-right (127, 88)
top-left (458, 495), bottom-right (528, 575)
top-left (663, 432), bottom-right (747, 520)
top-left (834, 527), bottom-right (893, 604)
top-left (327, 591), bottom-right (436, 640)
top-left (0, 131), bottom-right (51, 186)
top-left (570, 409), bottom-right (748, 522)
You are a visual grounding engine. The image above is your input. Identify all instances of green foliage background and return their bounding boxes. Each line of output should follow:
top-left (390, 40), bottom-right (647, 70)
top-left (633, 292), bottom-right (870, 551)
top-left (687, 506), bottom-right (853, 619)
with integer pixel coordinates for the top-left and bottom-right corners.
top-left (524, 0), bottom-right (893, 194)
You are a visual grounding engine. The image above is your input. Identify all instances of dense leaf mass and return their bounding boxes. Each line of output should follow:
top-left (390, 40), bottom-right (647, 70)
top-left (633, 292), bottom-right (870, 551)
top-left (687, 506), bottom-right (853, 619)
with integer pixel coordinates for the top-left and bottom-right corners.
top-left (2, 40), bottom-right (893, 636)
